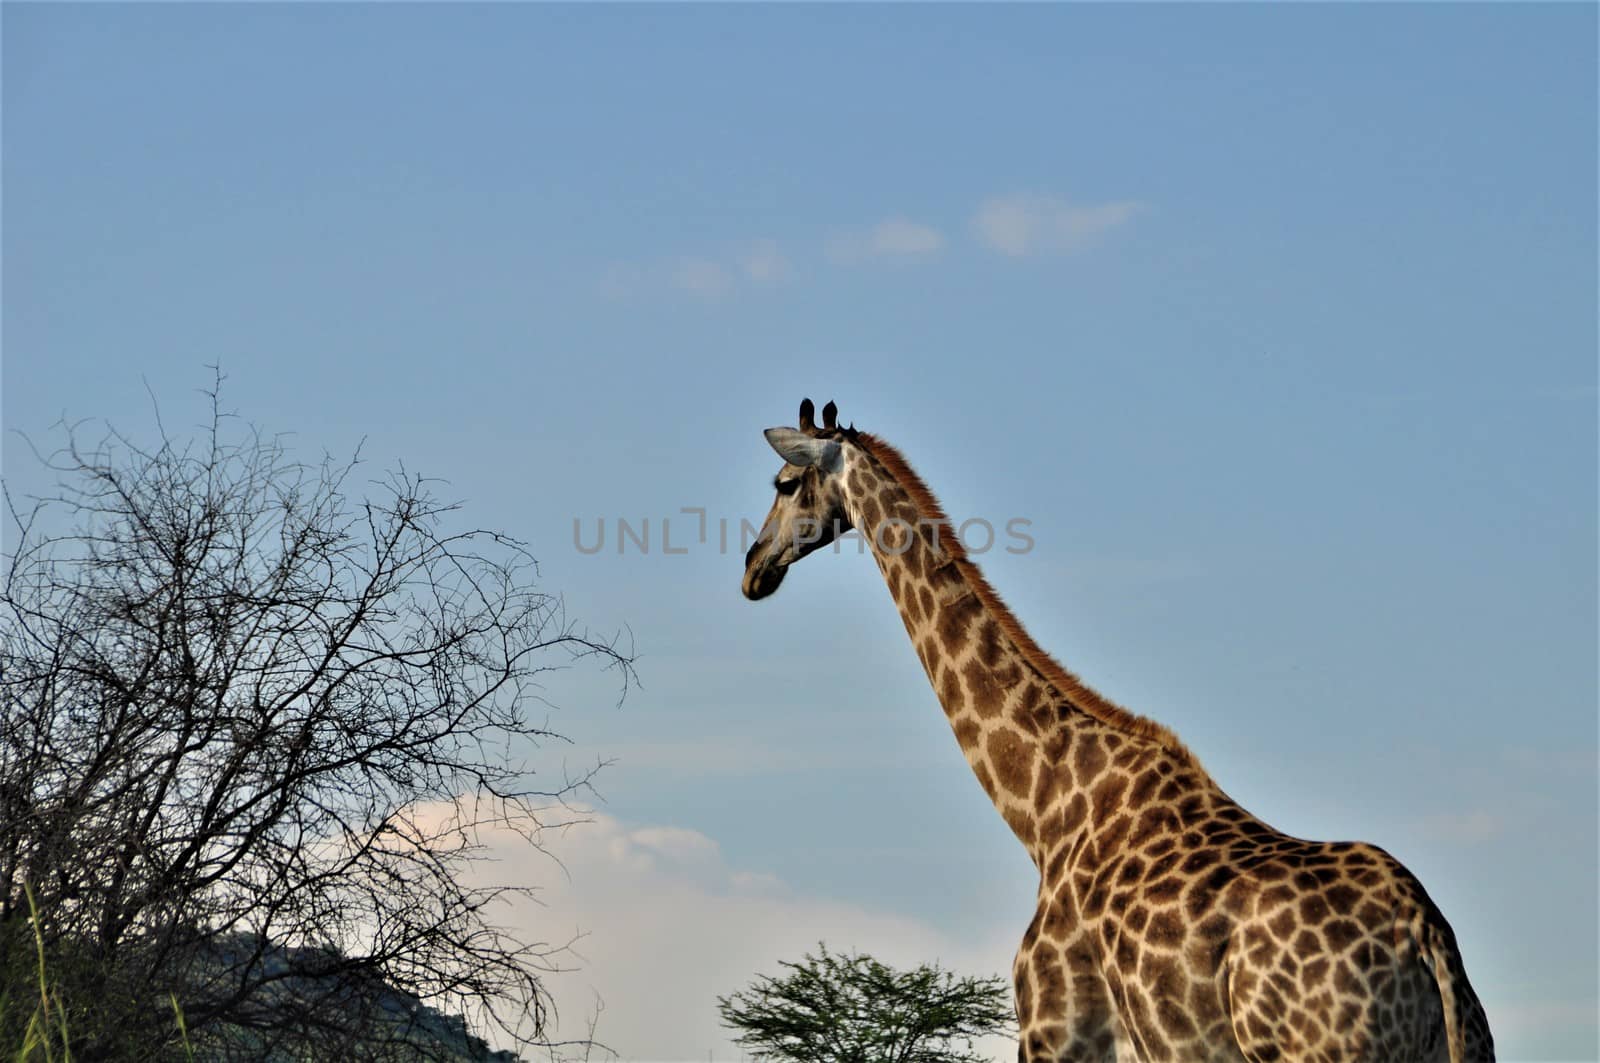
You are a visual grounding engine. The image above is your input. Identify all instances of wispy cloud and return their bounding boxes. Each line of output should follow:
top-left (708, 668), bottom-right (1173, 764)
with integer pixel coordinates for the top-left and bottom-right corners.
top-left (825, 217), bottom-right (946, 264)
top-left (1503, 745), bottom-right (1598, 779)
top-left (972, 193), bottom-right (1144, 257)
top-left (738, 238), bottom-right (790, 284)
top-left (606, 239), bottom-right (791, 302)
top-left (599, 735), bottom-right (831, 777)
top-left (668, 257), bottom-right (735, 299)
top-left (1486, 998), bottom-right (1599, 1043)
top-left (605, 191), bottom-right (1144, 298)
top-left (1410, 809), bottom-right (1508, 845)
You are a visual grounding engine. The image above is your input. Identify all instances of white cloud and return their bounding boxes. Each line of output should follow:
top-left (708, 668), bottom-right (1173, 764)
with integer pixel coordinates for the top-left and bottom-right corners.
top-left (737, 239), bottom-right (790, 284)
top-left (599, 261), bottom-right (649, 299)
top-left (971, 194), bottom-right (1144, 257)
top-left (825, 217), bottom-right (946, 264)
top-left (428, 809), bottom-right (1017, 1061)
top-left (605, 240), bottom-right (789, 302)
top-left (598, 735), bottom-right (832, 778)
top-left (1502, 745), bottom-right (1599, 779)
top-left (668, 257), bottom-right (735, 300)
top-left (1485, 997), bottom-right (1599, 1042)
top-left (1410, 809), bottom-right (1508, 844)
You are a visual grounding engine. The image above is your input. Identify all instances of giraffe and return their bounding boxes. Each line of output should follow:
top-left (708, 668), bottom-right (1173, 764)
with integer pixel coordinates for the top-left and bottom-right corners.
top-left (740, 399), bottom-right (1494, 1063)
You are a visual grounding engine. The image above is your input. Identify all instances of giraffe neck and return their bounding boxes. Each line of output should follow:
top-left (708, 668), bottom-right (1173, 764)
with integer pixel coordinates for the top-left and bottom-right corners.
top-left (840, 436), bottom-right (1192, 868)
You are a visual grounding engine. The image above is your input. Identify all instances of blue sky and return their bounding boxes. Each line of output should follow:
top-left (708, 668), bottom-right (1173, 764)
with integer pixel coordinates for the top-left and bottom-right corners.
top-left (4, 5), bottom-right (1595, 1061)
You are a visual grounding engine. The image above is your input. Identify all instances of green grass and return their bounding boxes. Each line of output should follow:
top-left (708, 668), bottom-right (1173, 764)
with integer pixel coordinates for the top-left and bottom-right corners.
top-left (170, 994), bottom-right (194, 1063)
top-left (8, 886), bottom-right (193, 1063)
top-left (13, 884), bottom-right (71, 1063)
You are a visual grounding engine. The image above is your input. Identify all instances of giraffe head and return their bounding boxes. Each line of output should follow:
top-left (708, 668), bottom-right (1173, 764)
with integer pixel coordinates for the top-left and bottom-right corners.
top-left (741, 398), bottom-right (856, 600)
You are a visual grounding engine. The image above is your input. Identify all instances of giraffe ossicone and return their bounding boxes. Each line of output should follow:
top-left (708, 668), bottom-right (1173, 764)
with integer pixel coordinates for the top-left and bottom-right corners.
top-left (742, 399), bottom-right (1494, 1063)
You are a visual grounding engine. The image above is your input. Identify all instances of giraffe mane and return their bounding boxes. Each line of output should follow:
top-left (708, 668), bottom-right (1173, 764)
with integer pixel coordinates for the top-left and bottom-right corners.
top-left (853, 431), bottom-right (1195, 764)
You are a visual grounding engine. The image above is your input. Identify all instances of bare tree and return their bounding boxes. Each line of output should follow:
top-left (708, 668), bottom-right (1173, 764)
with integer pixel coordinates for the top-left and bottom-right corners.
top-left (0, 379), bottom-right (633, 1061)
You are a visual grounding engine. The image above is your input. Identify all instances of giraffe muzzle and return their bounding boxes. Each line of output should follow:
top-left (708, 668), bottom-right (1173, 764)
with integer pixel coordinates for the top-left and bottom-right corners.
top-left (742, 541), bottom-right (789, 600)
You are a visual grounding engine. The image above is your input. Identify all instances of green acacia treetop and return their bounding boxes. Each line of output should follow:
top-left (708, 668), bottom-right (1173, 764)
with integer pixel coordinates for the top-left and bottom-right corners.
top-left (717, 945), bottom-right (1014, 1063)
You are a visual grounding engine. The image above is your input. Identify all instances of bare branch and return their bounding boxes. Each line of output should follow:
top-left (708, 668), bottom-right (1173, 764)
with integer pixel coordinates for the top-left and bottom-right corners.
top-left (1, 386), bottom-right (634, 1060)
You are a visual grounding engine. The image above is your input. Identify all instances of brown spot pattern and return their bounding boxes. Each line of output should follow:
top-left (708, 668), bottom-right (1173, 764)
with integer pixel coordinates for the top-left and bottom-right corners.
top-left (782, 432), bottom-right (1496, 1063)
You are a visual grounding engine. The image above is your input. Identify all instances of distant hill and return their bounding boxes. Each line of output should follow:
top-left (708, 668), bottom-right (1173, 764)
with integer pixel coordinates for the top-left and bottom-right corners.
top-left (181, 935), bottom-right (524, 1062)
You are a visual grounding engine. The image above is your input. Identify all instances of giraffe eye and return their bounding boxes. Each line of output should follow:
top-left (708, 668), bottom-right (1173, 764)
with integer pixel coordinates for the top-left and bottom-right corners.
top-left (774, 477), bottom-right (801, 497)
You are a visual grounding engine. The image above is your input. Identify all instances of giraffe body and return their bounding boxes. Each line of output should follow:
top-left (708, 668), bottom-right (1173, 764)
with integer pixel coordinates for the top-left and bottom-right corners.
top-left (742, 401), bottom-right (1494, 1063)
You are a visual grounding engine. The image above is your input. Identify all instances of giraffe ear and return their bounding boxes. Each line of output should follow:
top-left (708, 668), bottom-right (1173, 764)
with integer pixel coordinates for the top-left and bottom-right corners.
top-left (764, 428), bottom-right (841, 471)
